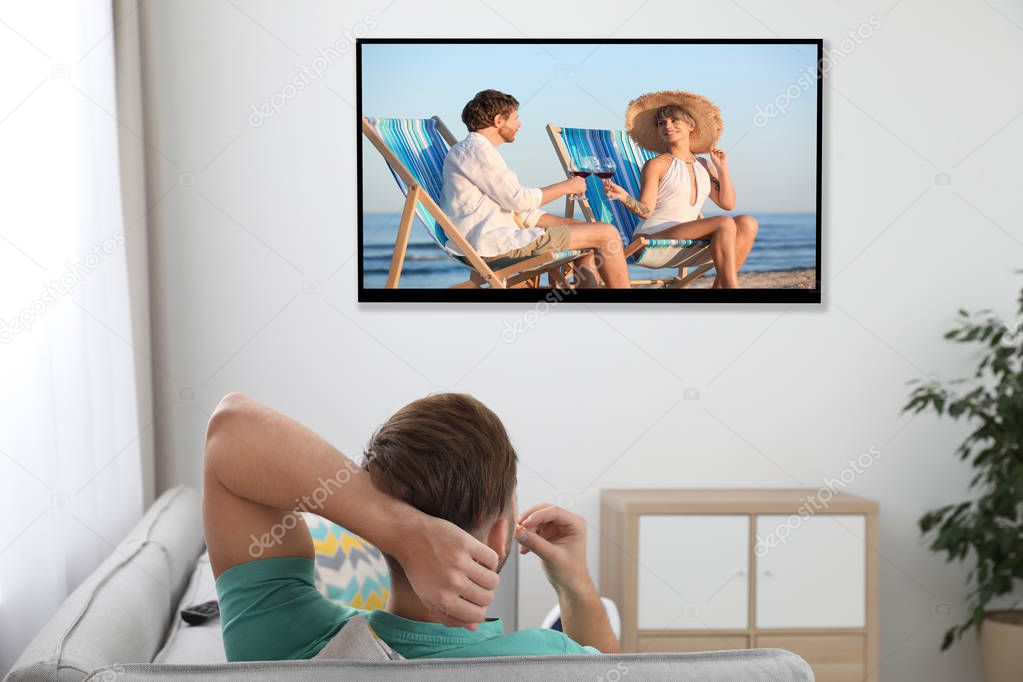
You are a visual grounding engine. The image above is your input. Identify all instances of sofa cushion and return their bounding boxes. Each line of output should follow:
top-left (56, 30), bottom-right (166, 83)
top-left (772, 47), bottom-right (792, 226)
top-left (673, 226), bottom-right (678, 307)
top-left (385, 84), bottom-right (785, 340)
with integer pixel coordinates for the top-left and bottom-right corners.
top-left (7, 486), bottom-right (204, 681)
top-left (303, 514), bottom-right (390, 611)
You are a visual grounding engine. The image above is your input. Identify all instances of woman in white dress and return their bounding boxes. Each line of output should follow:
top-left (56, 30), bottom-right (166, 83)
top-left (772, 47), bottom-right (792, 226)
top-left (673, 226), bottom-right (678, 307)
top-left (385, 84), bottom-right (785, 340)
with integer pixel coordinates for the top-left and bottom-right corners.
top-left (602, 91), bottom-right (759, 289)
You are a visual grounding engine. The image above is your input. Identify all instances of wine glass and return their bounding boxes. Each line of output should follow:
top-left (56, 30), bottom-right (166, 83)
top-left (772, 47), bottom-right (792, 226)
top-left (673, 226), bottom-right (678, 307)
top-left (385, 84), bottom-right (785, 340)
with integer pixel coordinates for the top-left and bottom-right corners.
top-left (568, 158), bottom-right (595, 200)
top-left (579, 156), bottom-right (599, 177)
top-left (596, 157), bottom-right (616, 180)
top-left (567, 159), bottom-right (590, 179)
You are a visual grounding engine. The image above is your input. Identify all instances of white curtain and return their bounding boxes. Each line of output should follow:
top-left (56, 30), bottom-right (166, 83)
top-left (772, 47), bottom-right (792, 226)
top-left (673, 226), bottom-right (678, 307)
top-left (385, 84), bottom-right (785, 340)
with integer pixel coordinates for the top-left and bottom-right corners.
top-left (0, 1), bottom-right (144, 671)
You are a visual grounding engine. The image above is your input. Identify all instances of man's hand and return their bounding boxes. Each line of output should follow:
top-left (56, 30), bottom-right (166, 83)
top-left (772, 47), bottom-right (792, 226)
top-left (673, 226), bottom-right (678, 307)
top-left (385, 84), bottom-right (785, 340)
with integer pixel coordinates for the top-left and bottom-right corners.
top-left (540, 176), bottom-right (587, 204)
top-left (396, 515), bottom-right (500, 630)
top-left (564, 175), bottom-right (587, 195)
top-left (516, 503), bottom-right (620, 652)
top-left (515, 503), bottom-right (591, 595)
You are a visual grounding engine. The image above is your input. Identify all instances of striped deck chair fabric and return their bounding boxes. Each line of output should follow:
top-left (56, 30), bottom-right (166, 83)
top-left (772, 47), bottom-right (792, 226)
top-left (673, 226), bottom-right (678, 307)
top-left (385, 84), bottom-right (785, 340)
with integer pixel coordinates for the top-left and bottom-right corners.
top-left (557, 127), bottom-right (711, 270)
top-left (364, 117), bottom-right (583, 272)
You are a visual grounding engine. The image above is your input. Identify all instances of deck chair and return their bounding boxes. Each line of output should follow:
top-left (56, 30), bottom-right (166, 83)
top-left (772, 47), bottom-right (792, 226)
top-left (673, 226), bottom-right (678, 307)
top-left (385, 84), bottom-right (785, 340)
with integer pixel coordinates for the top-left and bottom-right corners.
top-left (546, 124), bottom-right (716, 288)
top-left (361, 116), bottom-right (589, 289)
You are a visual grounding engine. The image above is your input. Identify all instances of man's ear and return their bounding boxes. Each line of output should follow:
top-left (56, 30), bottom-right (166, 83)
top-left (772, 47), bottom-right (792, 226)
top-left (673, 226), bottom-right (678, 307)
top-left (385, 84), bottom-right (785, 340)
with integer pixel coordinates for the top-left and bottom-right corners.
top-left (486, 515), bottom-right (510, 563)
top-left (492, 113), bottom-right (505, 129)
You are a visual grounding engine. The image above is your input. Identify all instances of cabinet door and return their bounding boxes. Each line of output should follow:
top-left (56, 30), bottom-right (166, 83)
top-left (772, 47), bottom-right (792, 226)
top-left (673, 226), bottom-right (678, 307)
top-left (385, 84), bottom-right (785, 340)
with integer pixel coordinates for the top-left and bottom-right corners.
top-left (637, 515), bottom-right (749, 630)
top-left (755, 514), bottom-right (866, 628)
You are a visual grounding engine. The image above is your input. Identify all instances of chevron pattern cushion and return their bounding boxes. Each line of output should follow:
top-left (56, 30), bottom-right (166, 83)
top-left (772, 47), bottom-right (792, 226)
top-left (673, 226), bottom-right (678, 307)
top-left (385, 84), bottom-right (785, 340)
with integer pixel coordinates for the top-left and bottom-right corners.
top-left (303, 514), bottom-right (391, 611)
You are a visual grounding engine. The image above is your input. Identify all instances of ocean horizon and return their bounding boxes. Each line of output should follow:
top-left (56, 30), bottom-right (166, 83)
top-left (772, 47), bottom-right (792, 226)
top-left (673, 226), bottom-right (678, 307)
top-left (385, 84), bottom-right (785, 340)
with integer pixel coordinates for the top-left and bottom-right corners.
top-left (361, 211), bottom-right (817, 289)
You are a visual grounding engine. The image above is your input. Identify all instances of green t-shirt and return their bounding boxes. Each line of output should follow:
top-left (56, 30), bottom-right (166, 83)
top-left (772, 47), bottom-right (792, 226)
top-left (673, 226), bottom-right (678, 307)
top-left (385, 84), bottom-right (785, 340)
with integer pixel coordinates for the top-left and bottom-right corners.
top-left (215, 556), bottom-right (600, 661)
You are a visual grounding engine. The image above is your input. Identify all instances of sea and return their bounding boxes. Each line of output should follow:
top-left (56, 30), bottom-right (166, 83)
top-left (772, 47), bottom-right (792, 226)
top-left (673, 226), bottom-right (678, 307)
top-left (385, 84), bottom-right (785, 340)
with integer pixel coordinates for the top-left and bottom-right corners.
top-left (361, 212), bottom-right (817, 289)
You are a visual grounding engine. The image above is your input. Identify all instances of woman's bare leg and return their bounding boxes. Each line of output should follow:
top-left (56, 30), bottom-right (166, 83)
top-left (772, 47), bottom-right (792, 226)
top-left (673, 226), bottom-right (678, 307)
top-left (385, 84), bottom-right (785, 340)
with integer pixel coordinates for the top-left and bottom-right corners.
top-left (700, 216), bottom-right (756, 287)
top-left (567, 222), bottom-right (630, 288)
top-left (644, 215), bottom-right (739, 288)
top-left (734, 215), bottom-right (759, 271)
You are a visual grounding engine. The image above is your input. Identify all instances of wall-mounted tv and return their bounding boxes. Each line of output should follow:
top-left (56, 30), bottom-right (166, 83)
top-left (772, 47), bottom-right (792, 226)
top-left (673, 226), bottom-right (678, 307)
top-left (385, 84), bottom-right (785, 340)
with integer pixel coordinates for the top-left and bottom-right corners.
top-left (357, 38), bottom-right (821, 303)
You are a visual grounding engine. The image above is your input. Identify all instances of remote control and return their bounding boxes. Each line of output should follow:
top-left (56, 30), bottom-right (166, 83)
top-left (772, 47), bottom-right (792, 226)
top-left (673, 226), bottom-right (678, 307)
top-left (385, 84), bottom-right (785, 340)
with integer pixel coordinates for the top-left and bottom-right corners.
top-left (180, 600), bottom-right (220, 626)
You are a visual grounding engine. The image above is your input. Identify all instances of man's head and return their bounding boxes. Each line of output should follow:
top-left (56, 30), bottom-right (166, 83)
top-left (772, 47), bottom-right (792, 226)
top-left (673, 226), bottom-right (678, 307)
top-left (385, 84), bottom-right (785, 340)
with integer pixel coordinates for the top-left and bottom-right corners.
top-left (363, 393), bottom-right (518, 581)
top-left (461, 89), bottom-right (522, 143)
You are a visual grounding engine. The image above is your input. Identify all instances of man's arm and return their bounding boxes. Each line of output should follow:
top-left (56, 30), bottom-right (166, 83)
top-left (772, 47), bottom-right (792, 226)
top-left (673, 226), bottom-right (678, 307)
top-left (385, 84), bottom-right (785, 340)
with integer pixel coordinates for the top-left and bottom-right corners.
top-left (465, 145), bottom-right (585, 212)
top-left (539, 176), bottom-right (586, 206)
top-left (202, 392), bottom-right (498, 629)
top-left (515, 504), bottom-right (620, 653)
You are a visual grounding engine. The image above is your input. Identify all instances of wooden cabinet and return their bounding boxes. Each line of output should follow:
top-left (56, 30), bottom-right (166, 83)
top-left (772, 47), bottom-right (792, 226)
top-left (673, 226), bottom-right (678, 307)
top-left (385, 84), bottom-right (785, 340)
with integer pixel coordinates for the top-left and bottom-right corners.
top-left (601, 489), bottom-right (878, 682)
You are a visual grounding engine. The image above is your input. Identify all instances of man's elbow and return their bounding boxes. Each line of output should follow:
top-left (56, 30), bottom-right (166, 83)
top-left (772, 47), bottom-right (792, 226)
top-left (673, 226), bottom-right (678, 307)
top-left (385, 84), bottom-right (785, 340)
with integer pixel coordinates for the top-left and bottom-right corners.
top-left (501, 197), bottom-right (538, 213)
top-left (497, 187), bottom-right (541, 213)
top-left (204, 392), bottom-right (251, 467)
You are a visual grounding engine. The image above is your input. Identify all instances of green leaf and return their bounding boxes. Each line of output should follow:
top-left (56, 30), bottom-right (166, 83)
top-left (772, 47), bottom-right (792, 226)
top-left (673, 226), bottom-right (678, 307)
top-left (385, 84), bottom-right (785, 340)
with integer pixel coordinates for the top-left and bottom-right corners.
top-left (941, 627), bottom-right (955, 651)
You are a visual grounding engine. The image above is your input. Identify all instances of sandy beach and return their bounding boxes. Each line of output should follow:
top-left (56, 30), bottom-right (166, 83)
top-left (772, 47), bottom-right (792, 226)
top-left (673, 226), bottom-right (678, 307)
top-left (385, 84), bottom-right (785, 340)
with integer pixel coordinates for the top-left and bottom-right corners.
top-left (685, 267), bottom-right (817, 289)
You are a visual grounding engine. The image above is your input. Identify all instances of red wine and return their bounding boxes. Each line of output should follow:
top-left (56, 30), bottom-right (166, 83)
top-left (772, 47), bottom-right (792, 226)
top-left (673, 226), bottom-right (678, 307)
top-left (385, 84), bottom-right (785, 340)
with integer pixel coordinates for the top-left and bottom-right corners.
top-left (595, 171), bottom-right (614, 179)
top-left (571, 170), bottom-right (591, 178)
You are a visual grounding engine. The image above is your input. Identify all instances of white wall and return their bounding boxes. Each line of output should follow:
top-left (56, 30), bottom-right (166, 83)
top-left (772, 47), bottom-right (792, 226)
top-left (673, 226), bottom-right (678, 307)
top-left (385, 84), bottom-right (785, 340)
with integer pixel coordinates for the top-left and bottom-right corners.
top-left (137, 1), bottom-right (1023, 679)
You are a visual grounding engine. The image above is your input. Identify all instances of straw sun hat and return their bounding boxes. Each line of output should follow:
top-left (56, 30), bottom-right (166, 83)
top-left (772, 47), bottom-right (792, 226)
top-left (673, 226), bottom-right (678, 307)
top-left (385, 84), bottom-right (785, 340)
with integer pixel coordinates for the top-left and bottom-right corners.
top-left (625, 90), bottom-right (723, 154)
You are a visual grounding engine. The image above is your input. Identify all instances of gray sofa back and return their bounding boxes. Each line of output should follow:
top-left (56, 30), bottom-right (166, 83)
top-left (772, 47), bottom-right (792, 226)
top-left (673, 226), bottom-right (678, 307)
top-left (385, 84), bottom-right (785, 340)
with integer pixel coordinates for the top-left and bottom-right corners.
top-left (90, 650), bottom-right (814, 680)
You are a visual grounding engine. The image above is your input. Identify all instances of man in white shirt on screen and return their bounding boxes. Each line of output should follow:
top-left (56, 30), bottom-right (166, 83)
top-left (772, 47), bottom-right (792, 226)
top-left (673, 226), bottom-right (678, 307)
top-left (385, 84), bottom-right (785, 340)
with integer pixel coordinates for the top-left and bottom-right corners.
top-left (440, 89), bottom-right (630, 289)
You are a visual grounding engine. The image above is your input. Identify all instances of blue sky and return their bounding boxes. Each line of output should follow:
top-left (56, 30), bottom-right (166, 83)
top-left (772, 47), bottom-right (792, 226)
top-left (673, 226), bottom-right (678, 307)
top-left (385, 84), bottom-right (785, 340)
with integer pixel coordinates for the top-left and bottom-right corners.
top-left (361, 42), bottom-right (818, 214)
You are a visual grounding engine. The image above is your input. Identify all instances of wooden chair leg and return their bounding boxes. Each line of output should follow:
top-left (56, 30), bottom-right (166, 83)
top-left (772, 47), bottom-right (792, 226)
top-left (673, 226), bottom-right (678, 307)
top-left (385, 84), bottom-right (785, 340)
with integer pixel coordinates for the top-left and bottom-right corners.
top-left (385, 189), bottom-right (418, 288)
top-left (666, 263), bottom-right (714, 288)
top-left (563, 262), bottom-right (575, 288)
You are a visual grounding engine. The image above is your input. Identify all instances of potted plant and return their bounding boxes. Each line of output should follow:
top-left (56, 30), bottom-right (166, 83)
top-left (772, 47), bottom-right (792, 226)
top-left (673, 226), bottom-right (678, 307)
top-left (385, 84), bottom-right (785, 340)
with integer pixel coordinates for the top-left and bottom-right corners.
top-left (904, 284), bottom-right (1023, 681)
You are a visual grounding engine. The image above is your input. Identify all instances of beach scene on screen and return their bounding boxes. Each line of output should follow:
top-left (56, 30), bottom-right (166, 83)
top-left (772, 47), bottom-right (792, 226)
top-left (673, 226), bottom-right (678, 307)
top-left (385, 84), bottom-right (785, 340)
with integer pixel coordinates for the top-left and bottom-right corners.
top-left (360, 42), bottom-right (819, 290)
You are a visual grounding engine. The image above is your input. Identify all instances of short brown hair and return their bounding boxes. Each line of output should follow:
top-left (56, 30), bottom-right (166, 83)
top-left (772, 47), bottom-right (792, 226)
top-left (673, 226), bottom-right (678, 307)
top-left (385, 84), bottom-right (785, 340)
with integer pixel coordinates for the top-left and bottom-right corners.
top-left (461, 90), bottom-right (519, 132)
top-left (364, 393), bottom-right (517, 533)
top-left (655, 104), bottom-right (695, 129)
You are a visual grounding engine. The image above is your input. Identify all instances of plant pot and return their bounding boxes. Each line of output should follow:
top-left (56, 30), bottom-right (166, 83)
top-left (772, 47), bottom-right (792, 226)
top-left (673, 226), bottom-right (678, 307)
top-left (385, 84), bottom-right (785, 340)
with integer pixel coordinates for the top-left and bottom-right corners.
top-left (979, 610), bottom-right (1023, 682)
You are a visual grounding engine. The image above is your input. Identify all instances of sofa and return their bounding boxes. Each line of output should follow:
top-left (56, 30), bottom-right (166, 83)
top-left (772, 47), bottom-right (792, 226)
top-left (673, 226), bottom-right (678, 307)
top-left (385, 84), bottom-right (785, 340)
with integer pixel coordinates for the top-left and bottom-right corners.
top-left (5, 486), bottom-right (814, 680)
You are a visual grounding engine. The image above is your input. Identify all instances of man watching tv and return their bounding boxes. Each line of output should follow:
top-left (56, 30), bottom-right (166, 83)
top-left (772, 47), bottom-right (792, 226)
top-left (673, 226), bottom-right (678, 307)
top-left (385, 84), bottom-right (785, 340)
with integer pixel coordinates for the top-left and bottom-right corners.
top-left (203, 392), bottom-right (619, 660)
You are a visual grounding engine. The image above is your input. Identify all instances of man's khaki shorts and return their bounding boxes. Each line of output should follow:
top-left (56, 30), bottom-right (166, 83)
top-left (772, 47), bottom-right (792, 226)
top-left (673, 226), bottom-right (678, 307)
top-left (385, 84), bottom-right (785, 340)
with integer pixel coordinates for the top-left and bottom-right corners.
top-left (485, 225), bottom-right (573, 261)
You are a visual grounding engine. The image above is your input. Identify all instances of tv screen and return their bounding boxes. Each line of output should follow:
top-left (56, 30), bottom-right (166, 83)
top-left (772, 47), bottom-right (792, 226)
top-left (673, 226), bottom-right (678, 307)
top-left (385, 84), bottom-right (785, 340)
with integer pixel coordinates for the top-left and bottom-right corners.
top-left (357, 39), bottom-right (821, 303)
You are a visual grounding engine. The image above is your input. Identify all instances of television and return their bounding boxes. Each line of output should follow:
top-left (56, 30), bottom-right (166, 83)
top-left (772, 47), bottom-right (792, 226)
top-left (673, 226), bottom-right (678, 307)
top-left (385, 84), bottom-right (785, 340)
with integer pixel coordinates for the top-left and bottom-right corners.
top-left (357, 39), bottom-right (821, 303)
